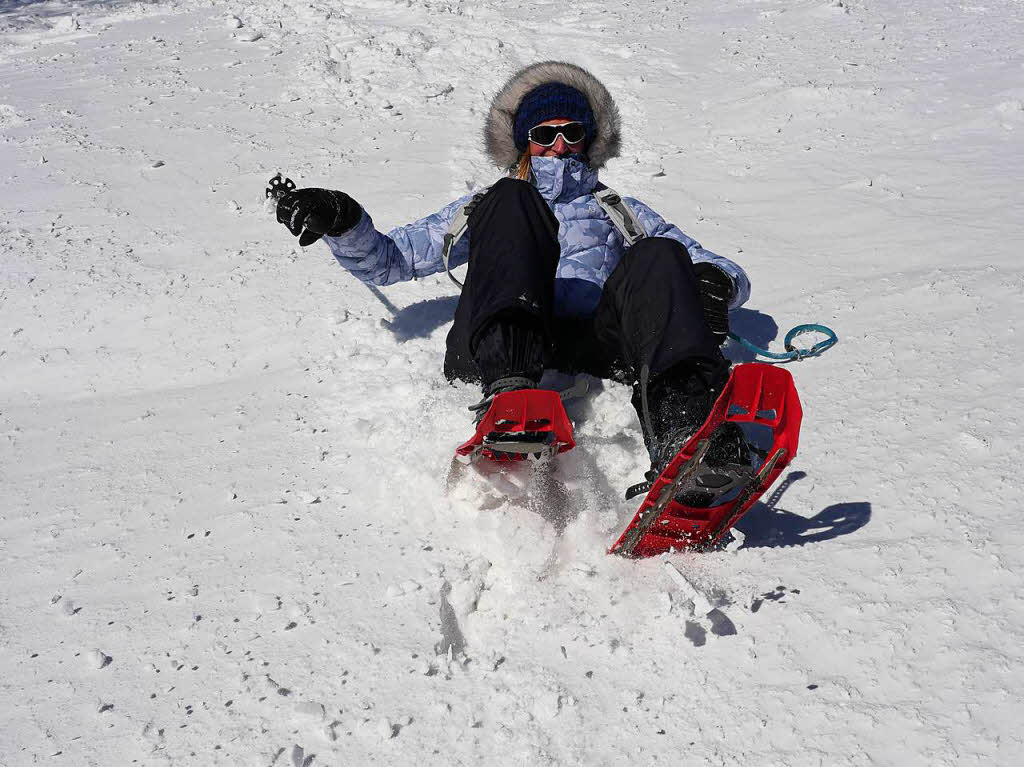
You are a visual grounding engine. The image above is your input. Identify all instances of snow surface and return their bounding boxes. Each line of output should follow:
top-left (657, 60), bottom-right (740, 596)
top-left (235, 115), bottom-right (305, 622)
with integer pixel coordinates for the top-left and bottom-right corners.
top-left (2, 0), bottom-right (1023, 764)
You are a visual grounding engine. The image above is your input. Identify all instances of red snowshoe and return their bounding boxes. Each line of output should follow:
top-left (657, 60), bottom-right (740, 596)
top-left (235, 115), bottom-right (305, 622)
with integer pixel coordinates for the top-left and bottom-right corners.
top-left (609, 363), bottom-right (802, 558)
top-left (455, 389), bottom-right (576, 463)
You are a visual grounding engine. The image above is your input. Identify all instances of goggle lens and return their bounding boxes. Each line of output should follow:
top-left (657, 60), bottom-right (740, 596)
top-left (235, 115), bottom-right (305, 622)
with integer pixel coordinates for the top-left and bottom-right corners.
top-left (528, 122), bottom-right (586, 147)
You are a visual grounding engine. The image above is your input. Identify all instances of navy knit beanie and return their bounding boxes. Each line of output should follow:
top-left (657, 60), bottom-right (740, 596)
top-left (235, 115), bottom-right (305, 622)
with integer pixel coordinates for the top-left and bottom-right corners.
top-left (513, 82), bottom-right (596, 151)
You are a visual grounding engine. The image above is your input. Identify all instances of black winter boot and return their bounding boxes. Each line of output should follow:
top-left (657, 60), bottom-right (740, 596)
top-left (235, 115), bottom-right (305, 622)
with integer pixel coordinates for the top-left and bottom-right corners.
top-left (466, 313), bottom-right (544, 423)
top-left (472, 312), bottom-right (546, 388)
top-left (634, 358), bottom-right (727, 459)
top-left (626, 357), bottom-right (751, 501)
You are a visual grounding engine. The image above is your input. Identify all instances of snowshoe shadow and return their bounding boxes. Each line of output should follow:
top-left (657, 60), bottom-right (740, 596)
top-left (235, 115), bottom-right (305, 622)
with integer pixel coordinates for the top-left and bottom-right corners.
top-left (725, 308), bottom-right (779, 363)
top-left (381, 295), bottom-right (459, 342)
top-left (731, 471), bottom-right (872, 548)
top-left (736, 500), bottom-right (872, 548)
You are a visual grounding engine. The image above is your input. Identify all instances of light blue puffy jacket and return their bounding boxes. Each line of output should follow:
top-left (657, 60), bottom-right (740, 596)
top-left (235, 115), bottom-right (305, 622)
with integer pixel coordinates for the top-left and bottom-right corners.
top-left (323, 156), bottom-right (750, 319)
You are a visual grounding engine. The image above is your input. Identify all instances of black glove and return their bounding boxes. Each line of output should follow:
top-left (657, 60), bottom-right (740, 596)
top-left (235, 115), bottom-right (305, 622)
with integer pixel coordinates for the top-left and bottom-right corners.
top-left (693, 262), bottom-right (734, 346)
top-left (276, 188), bottom-right (362, 247)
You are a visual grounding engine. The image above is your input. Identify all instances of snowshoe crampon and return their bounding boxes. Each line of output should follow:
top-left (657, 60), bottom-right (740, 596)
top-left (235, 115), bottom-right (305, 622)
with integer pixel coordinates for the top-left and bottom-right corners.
top-left (609, 363), bottom-right (802, 558)
top-left (456, 389), bottom-right (575, 463)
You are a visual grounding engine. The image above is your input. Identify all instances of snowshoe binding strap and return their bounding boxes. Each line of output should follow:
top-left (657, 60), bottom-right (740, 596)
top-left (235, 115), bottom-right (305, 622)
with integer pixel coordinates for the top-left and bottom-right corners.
top-left (469, 376), bottom-right (588, 426)
top-left (468, 375), bottom-right (538, 420)
top-left (625, 468), bottom-right (660, 501)
top-left (559, 375), bottom-right (590, 402)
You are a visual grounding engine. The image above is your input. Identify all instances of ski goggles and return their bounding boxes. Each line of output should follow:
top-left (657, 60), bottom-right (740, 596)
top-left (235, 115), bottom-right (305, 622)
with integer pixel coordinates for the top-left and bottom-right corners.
top-left (527, 121), bottom-right (586, 147)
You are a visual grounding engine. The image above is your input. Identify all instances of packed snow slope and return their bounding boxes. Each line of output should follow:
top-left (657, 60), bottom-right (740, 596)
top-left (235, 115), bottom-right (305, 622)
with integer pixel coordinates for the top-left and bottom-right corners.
top-left (2, 0), bottom-right (1022, 764)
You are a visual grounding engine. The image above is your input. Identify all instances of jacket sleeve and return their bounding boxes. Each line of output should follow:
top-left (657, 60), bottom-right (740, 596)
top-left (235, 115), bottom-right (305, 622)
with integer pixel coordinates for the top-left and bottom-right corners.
top-left (625, 197), bottom-right (751, 310)
top-left (321, 192), bottom-right (475, 287)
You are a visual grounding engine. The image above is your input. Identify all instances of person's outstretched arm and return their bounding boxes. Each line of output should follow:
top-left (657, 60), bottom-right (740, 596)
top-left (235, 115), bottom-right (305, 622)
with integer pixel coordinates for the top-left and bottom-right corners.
top-left (276, 186), bottom-right (474, 286)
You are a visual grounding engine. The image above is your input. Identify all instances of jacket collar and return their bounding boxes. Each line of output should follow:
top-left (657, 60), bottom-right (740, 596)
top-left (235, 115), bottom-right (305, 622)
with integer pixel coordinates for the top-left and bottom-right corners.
top-left (529, 156), bottom-right (599, 203)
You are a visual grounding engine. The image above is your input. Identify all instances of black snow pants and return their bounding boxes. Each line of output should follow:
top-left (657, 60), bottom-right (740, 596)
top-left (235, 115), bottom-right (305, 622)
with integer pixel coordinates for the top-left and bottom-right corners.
top-left (443, 177), bottom-right (725, 389)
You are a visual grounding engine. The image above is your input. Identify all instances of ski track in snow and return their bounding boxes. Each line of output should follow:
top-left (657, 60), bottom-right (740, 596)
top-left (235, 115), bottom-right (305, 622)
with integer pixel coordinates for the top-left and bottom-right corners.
top-left (1, 0), bottom-right (1022, 764)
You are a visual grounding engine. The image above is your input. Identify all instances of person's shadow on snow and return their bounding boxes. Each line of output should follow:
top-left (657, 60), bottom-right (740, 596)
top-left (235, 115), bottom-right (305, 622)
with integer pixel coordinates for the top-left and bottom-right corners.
top-left (382, 295), bottom-right (459, 342)
top-left (731, 471), bottom-right (872, 548)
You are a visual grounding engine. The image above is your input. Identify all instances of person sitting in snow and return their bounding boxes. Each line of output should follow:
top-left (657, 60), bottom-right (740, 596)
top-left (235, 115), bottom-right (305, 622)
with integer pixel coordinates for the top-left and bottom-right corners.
top-left (274, 61), bottom-right (751, 494)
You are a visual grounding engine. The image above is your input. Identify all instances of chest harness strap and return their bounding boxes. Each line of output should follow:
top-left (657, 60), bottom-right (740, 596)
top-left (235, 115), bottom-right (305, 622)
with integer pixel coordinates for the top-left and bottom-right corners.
top-left (592, 187), bottom-right (647, 247)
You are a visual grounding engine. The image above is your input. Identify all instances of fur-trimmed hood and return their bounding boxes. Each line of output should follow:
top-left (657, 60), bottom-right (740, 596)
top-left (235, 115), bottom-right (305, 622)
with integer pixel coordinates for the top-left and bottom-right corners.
top-left (484, 61), bottom-right (621, 170)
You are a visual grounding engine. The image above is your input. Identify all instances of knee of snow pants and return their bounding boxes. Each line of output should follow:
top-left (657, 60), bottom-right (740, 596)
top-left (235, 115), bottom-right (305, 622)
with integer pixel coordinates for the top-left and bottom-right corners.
top-left (592, 236), bottom-right (723, 380)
